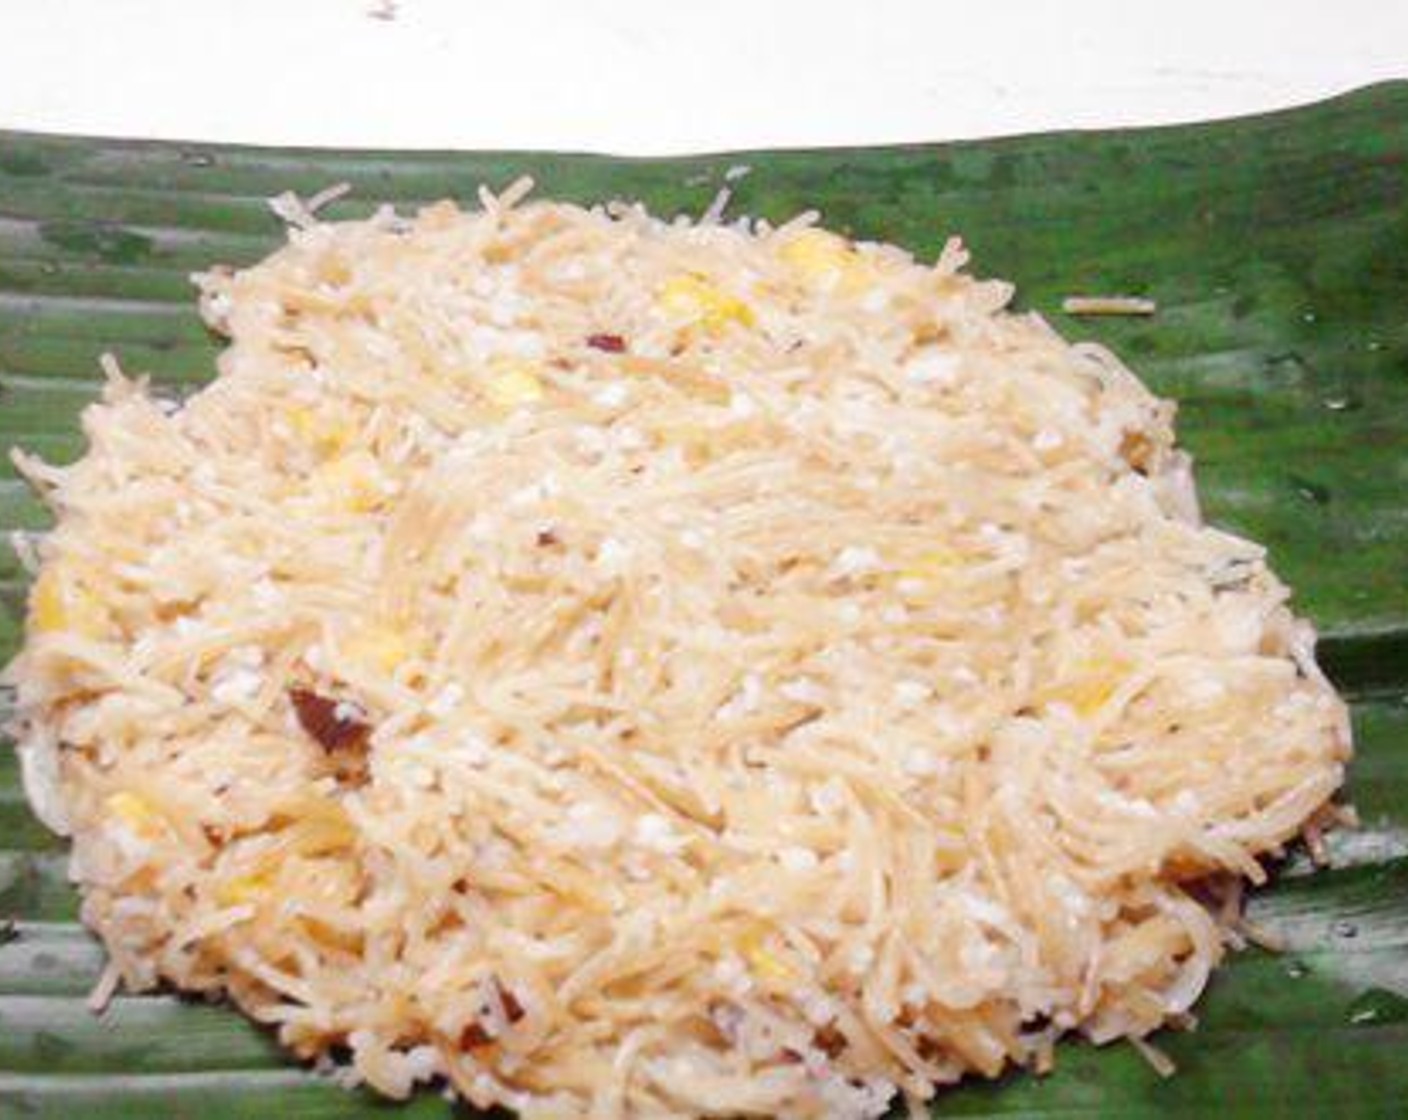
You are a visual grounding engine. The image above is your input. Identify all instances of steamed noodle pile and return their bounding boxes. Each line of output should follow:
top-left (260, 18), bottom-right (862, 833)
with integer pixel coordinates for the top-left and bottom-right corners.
top-left (5, 183), bottom-right (1350, 1118)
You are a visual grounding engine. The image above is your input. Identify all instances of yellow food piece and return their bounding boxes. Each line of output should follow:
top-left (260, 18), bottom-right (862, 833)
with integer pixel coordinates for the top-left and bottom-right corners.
top-left (271, 798), bottom-right (359, 856)
top-left (289, 817), bottom-right (359, 857)
top-left (288, 407), bottom-right (355, 456)
top-left (658, 275), bottom-right (755, 330)
top-left (898, 546), bottom-right (961, 582)
top-left (299, 915), bottom-right (362, 953)
top-left (1047, 658), bottom-right (1125, 717)
top-left (740, 926), bottom-right (798, 985)
top-left (216, 872), bottom-right (272, 907)
top-left (287, 407), bottom-right (316, 442)
top-left (344, 625), bottom-right (412, 674)
top-left (28, 567), bottom-right (107, 636)
top-left (747, 946), bottom-right (796, 983)
top-left (316, 452), bottom-right (385, 513)
top-left (779, 229), bottom-right (874, 294)
top-left (105, 791), bottom-right (164, 836)
top-left (780, 230), bottom-right (851, 275)
top-left (485, 365), bottom-right (545, 410)
top-left (894, 546), bottom-right (963, 599)
top-left (779, 229), bottom-right (856, 280)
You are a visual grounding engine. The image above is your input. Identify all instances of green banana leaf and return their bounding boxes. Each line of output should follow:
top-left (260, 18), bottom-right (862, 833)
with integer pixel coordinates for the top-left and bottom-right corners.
top-left (2, 83), bottom-right (1407, 1118)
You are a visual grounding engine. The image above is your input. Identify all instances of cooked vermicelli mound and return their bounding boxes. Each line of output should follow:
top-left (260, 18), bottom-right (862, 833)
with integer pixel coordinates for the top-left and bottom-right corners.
top-left (5, 182), bottom-right (1351, 1118)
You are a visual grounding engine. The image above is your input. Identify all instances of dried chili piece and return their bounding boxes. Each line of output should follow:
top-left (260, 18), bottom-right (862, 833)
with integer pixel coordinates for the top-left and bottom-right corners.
top-left (457, 979), bottom-right (525, 1051)
top-left (458, 1022), bottom-right (492, 1051)
top-left (289, 688), bottom-right (371, 752)
top-left (289, 688), bottom-right (372, 787)
top-left (586, 333), bottom-right (627, 353)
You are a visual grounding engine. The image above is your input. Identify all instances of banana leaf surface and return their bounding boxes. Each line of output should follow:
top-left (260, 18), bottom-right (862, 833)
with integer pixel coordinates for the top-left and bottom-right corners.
top-left (1, 83), bottom-right (1406, 1117)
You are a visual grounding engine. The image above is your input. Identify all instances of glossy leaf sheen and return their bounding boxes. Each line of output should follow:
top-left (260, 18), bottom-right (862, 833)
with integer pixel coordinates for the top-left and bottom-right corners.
top-left (0, 84), bottom-right (1406, 1117)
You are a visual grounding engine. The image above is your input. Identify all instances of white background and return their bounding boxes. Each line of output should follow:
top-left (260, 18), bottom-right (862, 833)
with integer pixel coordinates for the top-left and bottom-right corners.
top-left (1, 0), bottom-right (1406, 152)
